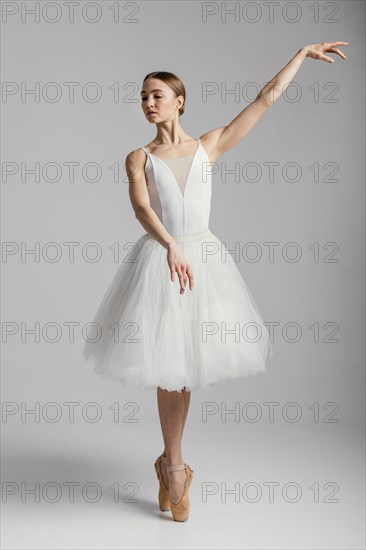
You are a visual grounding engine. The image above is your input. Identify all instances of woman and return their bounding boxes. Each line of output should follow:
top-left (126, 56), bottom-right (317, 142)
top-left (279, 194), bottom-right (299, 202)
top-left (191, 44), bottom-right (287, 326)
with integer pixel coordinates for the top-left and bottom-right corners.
top-left (83, 41), bottom-right (348, 521)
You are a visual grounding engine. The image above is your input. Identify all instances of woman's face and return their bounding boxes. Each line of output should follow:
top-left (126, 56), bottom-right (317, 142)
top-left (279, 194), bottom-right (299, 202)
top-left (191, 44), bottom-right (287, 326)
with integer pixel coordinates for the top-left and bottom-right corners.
top-left (140, 78), bottom-right (183, 122)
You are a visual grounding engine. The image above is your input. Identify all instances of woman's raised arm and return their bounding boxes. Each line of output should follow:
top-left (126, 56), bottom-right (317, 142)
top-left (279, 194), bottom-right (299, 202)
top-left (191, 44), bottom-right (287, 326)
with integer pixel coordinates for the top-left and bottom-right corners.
top-left (201, 41), bottom-right (349, 162)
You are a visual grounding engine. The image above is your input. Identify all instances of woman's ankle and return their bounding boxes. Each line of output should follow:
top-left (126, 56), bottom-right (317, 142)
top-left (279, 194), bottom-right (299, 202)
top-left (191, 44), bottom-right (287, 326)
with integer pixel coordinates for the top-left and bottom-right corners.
top-left (165, 452), bottom-right (184, 465)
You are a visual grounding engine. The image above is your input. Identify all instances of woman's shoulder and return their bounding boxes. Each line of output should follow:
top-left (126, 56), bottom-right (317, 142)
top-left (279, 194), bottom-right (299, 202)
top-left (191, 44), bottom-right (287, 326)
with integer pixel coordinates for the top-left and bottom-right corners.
top-left (125, 146), bottom-right (150, 162)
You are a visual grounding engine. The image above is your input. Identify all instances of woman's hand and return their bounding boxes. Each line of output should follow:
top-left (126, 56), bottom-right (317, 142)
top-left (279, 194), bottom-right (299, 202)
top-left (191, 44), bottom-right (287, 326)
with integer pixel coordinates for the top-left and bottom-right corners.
top-left (167, 243), bottom-right (194, 295)
top-left (303, 41), bottom-right (348, 63)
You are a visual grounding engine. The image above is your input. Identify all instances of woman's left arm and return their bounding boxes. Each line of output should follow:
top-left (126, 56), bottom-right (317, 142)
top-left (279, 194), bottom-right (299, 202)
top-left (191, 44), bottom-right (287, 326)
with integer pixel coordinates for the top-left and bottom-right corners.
top-left (256, 41), bottom-right (348, 105)
top-left (203, 41), bottom-right (349, 161)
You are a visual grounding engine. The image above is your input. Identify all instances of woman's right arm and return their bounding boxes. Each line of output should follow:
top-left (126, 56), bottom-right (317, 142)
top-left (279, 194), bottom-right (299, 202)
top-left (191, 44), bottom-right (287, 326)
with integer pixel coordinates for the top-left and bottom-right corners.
top-left (125, 149), bottom-right (194, 294)
top-left (126, 149), bottom-right (175, 251)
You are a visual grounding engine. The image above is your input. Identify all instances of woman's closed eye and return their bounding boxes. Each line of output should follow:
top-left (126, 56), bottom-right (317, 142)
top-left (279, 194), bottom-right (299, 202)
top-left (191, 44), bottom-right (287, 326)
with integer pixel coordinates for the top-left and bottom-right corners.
top-left (142, 96), bottom-right (162, 101)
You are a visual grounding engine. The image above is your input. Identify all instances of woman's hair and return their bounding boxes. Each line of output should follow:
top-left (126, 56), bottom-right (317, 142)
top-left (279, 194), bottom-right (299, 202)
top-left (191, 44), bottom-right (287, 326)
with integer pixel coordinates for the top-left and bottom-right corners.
top-left (142, 71), bottom-right (186, 116)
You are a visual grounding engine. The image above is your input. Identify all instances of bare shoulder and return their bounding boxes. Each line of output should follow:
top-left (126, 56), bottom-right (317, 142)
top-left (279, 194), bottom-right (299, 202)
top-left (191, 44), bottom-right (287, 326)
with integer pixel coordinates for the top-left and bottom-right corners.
top-left (125, 147), bottom-right (147, 164)
top-left (124, 148), bottom-right (149, 187)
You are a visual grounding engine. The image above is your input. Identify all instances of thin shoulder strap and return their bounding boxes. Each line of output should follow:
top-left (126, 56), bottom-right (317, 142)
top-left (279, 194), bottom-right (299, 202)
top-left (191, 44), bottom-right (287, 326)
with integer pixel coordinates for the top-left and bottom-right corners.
top-left (140, 146), bottom-right (148, 156)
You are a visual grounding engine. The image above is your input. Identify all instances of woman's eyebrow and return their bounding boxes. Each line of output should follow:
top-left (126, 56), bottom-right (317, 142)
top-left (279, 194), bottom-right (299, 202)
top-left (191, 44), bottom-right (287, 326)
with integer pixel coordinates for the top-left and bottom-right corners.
top-left (140, 89), bottom-right (165, 96)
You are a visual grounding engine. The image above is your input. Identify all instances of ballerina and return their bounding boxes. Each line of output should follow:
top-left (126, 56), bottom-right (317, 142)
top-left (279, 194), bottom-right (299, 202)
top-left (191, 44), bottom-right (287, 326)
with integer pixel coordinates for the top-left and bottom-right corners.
top-left (84, 41), bottom-right (348, 521)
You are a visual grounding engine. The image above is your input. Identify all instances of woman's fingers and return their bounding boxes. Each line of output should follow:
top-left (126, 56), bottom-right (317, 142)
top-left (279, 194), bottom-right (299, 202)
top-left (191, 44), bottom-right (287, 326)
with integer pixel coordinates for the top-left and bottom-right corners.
top-left (180, 265), bottom-right (194, 292)
top-left (306, 41), bottom-right (349, 62)
top-left (171, 264), bottom-right (194, 294)
top-left (176, 265), bottom-right (184, 293)
top-left (325, 41), bottom-right (348, 61)
top-left (320, 53), bottom-right (336, 63)
top-left (166, 244), bottom-right (195, 294)
top-left (186, 265), bottom-right (194, 290)
top-left (328, 46), bottom-right (347, 59)
top-left (176, 266), bottom-right (186, 294)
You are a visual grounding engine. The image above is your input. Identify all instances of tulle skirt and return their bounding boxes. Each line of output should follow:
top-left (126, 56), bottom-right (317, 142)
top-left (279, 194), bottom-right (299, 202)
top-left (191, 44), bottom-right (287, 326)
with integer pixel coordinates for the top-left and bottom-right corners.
top-left (82, 227), bottom-right (273, 392)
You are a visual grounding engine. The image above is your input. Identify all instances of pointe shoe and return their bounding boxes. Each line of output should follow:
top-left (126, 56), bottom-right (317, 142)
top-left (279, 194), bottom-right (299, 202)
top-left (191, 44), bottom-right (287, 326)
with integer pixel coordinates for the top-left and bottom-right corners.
top-left (166, 463), bottom-right (193, 522)
top-left (154, 454), bottom-right (170, 511)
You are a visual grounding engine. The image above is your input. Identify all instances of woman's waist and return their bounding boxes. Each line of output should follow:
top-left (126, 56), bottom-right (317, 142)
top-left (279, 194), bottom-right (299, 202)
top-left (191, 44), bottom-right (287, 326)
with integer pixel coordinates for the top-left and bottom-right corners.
top-left (146, 226), bottom-right (212, 242)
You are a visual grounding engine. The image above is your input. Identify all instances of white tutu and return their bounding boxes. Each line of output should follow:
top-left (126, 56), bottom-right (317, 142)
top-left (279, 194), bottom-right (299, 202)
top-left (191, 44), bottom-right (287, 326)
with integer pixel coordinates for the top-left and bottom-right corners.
top-left (82, 228), bottom-right (273, 392)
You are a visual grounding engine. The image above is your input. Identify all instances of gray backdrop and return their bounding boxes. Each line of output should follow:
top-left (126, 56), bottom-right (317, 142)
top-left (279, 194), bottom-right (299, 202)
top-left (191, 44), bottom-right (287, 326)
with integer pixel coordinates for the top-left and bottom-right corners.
top-left (2, 0), bottom-right (364, 548)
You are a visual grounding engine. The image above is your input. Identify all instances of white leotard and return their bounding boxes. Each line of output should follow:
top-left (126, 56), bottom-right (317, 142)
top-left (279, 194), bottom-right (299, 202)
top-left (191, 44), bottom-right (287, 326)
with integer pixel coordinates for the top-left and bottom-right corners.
top-left (140, 138), bottom-right (212, 235)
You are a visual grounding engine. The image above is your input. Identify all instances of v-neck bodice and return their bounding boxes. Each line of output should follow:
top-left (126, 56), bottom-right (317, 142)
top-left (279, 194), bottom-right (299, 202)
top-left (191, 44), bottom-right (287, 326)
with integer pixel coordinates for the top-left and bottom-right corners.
top-left (159, 155), bottom-right (194, 198)
top-left (140, 139), bottom-right (212, 235)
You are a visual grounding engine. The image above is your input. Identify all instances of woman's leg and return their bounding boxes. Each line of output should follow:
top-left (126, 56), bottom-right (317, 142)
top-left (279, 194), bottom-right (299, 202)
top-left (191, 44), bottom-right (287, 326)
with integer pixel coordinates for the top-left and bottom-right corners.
top-left (160, 387), bottom-right (191, 455)
top-left (181, 387), bottom-right (191, 438)
top-left (157, 386), bottom-right (192, 503)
